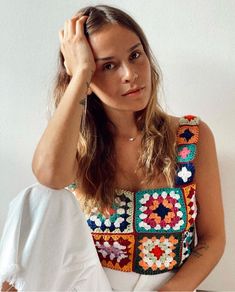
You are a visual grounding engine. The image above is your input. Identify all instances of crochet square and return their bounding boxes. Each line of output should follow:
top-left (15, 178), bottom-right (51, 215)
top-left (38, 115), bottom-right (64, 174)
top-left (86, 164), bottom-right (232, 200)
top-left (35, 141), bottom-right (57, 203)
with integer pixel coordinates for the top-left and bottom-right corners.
top-left (179, 115), bottom-right (200, 126)
top-left (87, 190), bottom-right (134, 233)
top-left (134, 233), bottom-right (182, 274)
top-left (93, 233), bottom-right (135, 272)
top-left (182, 184), bottom-right (197, 229)
top-left (177, 144), bottom-right (196, 163)
top-left (177, 125), bottom-right (199, 145)
top-left (175, 162), bottom-right (195, 186)
top-left (135, 188), bottom-right (187, 233)
top-left (65, 183), bottom-right (77, 191)
top-left (180, 226), bottom-right (195, 265)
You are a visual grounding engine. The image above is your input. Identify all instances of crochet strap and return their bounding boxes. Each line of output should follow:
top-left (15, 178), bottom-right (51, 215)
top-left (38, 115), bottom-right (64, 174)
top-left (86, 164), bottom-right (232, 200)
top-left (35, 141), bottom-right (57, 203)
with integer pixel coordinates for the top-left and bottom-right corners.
top-left (175, 115), bottom-right (200, 186)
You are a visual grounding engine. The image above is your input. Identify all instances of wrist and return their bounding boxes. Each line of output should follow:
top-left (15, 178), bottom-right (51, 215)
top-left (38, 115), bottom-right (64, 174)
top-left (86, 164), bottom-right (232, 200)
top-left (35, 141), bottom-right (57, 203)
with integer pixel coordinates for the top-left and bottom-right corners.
top-left (72, 68), bottom-right (94, 83)
top-left (70, 69), bottom-right (93, 97)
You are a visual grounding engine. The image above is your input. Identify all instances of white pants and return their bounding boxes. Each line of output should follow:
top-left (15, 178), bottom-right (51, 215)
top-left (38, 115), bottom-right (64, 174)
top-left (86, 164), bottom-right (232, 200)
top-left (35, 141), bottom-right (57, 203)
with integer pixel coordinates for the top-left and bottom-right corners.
top-left (0, 183), bottom-right (175, 291)
top-left (0, 183), bottom-right (112, 291)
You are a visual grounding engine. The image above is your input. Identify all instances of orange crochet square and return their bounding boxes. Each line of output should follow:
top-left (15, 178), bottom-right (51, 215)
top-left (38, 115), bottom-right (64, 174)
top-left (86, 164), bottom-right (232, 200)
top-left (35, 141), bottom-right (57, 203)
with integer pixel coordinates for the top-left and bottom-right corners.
top-left (177, 125), bottom-right (199, 145)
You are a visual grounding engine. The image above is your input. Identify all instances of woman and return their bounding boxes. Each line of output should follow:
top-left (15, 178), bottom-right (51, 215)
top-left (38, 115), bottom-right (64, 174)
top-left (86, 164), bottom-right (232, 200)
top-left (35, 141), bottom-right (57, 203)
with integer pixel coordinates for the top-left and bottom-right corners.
top-left (0, 4), bottom-right (225, 291)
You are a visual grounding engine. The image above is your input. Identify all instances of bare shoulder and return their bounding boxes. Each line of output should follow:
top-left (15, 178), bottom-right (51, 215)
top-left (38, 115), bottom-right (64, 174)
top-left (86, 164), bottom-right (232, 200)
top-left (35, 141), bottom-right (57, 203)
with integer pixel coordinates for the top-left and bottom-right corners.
top-left (198, 120), bottom-right (215, 148)
top-left (194, 118), bottom-right (225, 240)
top-left (195, 118), bottom-right (217, 168)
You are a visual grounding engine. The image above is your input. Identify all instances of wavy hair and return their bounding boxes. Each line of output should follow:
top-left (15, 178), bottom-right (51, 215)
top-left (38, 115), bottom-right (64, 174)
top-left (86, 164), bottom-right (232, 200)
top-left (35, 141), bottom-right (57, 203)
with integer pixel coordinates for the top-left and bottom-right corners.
top-left (49, 4), bottom-right (178, 212)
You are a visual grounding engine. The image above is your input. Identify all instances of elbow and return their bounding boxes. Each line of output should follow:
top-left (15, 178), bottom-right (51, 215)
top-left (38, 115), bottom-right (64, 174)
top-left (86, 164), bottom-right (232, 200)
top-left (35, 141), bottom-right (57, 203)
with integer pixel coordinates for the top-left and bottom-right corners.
top-left (221, 233), bottom-right (226, 257)
top-left (31, 162), bottom-right (71, 190)
top-left (216, 236), bottom-right (226, 261)
top-left (198, 232), bottom-right (226, 260)
top-left (217, 229), bottom-right (226, 258)
top-left (216, 236), bottom-right (226, 264)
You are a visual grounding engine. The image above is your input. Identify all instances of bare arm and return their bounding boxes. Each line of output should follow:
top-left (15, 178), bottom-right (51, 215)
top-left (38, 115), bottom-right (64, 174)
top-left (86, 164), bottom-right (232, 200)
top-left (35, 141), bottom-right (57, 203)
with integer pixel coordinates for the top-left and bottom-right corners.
top-left (32, 15), bottom-right (96, 189)
top-left (158, 120), bottom-right (226, 291)
top-left (32, 69), bottom-right (92, 189)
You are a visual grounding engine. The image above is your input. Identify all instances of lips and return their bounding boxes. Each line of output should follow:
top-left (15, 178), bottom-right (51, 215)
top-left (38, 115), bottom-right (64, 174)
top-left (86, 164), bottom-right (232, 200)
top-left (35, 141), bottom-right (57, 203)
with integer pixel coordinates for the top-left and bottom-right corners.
top-left (122, 87), bottom-right (144, 96)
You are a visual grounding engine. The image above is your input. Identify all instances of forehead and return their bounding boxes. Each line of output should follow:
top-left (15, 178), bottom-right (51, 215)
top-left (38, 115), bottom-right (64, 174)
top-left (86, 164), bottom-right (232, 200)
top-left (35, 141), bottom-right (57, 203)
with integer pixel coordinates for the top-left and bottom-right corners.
top-left (88, 24), bottom-right (141, 58)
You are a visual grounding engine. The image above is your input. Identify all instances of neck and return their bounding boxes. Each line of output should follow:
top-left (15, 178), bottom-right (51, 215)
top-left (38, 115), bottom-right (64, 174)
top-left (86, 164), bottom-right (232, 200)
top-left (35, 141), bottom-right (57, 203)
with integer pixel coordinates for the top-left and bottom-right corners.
top-left (105, 108), bottom-right (138, 139)
top-left (114, 131), bottom-right (141, 142)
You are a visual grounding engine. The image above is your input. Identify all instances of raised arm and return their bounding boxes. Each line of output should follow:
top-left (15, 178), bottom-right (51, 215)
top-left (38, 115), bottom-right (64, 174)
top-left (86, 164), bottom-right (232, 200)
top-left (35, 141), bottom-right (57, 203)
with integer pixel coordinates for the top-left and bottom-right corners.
top-left (32, 15), bottom-right (96, 189)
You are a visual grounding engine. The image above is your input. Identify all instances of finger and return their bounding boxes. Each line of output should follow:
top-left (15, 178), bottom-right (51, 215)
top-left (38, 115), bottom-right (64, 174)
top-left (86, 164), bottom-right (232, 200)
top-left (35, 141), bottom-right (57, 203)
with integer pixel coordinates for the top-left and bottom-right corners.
top-left (58, 30), bottom-right (65, 55)
top-left (71, 12), bottom-right (83, 20)
top-left (67, 19), bottom-right (76, 37)
top-left (68, 13), bottom-right (84, 36)
top-left (64, 19), bottom-right (69, 38)
top-left (75, 15), bottom-right (89, 37)
top-left (58, 29), bottom-right (64, 43)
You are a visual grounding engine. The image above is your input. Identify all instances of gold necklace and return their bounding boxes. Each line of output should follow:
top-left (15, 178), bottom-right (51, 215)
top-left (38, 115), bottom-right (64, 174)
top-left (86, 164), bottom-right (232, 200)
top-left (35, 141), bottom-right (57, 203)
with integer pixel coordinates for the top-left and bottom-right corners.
top-left (128, 137), bottom-right (136, 142)
top-left (117, 135), bottom-right (138, 142)
top-left (115, 131), bottom-right (141, 142)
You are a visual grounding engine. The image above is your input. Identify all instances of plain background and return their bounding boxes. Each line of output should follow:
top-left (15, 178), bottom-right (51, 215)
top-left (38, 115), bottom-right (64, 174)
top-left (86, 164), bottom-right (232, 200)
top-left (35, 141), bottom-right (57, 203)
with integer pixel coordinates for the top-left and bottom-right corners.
top-left (0, 0), bottom-right (234, 290)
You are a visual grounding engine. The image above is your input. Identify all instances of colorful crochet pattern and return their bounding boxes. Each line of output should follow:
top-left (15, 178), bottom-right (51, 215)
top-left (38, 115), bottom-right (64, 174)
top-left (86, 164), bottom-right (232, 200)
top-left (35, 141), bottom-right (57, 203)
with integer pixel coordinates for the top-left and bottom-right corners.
top-left (72, 115), bottom-right (200, 275)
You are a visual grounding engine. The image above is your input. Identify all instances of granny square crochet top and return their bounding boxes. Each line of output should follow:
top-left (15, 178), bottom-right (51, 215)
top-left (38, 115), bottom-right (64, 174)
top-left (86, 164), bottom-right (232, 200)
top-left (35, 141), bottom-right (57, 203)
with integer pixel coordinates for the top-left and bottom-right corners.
top-left (69, 114), bottom-right (200, 275)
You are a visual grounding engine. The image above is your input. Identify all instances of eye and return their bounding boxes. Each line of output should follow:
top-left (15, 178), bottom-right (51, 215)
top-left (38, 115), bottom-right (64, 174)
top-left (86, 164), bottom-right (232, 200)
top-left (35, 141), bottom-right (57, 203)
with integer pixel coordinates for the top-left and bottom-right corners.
top-left (130, 51), bottom-right (141, 60)
top-left (103, 63), bottom-right (115, 71)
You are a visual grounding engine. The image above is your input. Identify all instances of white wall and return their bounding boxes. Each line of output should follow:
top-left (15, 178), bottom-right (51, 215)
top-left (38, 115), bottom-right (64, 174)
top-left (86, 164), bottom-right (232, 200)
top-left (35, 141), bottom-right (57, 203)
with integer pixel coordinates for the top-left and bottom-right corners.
top-left (0, 0), bottom-right (234, 290)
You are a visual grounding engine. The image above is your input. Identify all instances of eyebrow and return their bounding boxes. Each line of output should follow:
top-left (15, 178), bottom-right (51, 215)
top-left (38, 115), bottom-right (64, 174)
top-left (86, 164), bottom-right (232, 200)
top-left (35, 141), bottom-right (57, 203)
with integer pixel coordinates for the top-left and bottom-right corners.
top-left (95, 42), bottom-right (142, 62)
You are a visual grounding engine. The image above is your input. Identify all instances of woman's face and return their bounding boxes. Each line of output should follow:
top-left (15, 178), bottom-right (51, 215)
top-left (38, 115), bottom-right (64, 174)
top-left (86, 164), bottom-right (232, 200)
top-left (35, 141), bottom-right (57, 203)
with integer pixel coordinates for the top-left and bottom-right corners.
top-left (88, 24), bottom-right (152, 113)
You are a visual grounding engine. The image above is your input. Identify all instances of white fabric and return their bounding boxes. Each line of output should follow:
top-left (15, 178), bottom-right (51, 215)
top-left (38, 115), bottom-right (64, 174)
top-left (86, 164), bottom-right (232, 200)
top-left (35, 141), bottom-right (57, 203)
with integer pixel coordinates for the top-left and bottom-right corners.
top-left (0, 182), bottom-right (181, 291)
top-left (104, 267), bottom-right (175, 291)
top-left (0, 183), bottom-right (112, 291)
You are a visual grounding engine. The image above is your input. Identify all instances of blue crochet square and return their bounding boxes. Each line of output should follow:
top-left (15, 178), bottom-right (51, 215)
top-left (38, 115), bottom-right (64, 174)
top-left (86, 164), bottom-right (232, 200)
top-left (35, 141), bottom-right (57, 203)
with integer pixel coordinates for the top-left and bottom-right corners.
top-left (175, 163), bottom-right (195, 185)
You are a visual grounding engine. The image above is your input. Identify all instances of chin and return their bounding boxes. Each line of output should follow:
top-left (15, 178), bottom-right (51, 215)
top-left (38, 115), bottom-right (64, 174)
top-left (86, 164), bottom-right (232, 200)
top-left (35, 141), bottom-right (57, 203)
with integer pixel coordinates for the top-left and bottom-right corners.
top-left (126, 104), bottom-right (148, 112)
top-left (135, 98), bottom-right (150, 111)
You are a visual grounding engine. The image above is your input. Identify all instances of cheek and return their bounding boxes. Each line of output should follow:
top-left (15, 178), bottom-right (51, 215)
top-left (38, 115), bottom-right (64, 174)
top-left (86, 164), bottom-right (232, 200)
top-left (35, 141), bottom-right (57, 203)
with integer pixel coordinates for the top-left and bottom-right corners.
top-left (143, 59), bottom-right (151, 77)
top-left (90, 72), bottom-right (118, 97)
top-left (136, 56), bottom-right (151, 80)
top-left (144, 62), bottom-right (152, 89)
top-left (89, 77), bottom-right (115, 104)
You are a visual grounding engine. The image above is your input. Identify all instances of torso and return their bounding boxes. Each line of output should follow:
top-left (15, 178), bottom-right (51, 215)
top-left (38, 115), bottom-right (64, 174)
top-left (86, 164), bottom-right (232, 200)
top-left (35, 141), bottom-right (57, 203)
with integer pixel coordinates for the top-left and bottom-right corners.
top-left (74, 114), bottom-right (180, 196)
top-left (73, 114), bottom-right (200, 276)
top-left (114, 115), bottom-right (180, 192)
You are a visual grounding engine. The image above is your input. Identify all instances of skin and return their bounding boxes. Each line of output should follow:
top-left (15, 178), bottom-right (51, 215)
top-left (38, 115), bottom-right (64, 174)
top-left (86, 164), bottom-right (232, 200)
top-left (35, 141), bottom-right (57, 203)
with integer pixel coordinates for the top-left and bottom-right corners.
top-left (85, 23), bottom-right (225, 291)
top-left (1, 18), bottom-right (225, 292)
top-left (1, 282), bottom-right (17, 291)
top-left (158, 121), bottom-right (226, 291)
top-left (88, 23), bottom-right (152, 138)
top-left (85, 23), bottom-right (155, 190)
top-left (86, 23), bottom-right (226, 291)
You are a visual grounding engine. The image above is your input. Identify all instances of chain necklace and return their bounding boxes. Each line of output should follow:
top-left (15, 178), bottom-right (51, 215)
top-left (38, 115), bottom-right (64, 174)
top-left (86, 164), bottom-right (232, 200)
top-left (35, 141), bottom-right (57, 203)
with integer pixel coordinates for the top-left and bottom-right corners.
top-left (116, 134), bottom-right (138, 142)
top-left (115, 131), bottom-right (141, 142)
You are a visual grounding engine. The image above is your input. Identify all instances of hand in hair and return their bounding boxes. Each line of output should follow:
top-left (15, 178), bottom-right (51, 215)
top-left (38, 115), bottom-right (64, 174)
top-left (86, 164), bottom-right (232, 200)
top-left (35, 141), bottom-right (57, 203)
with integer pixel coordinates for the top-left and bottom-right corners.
top-left (58, 14), bottom-right (96, 78)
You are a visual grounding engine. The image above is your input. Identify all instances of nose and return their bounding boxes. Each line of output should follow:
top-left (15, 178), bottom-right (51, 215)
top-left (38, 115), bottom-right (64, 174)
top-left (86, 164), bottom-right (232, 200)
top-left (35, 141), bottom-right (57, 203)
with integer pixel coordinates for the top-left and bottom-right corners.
top-left (121, 63), bottom-right (138, 84)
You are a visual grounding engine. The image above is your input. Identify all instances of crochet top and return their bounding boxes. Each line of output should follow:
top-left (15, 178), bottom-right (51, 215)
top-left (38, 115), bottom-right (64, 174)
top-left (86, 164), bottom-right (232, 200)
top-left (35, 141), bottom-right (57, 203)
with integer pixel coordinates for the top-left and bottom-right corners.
top-left (67, 114), bottom-right (200, 275)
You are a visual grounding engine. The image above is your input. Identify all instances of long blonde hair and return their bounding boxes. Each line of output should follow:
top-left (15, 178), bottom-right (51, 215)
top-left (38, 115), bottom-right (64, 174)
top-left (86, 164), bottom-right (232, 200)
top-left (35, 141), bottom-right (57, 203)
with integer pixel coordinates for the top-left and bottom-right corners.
top-left (50, 4), bottom-right (177, 212)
